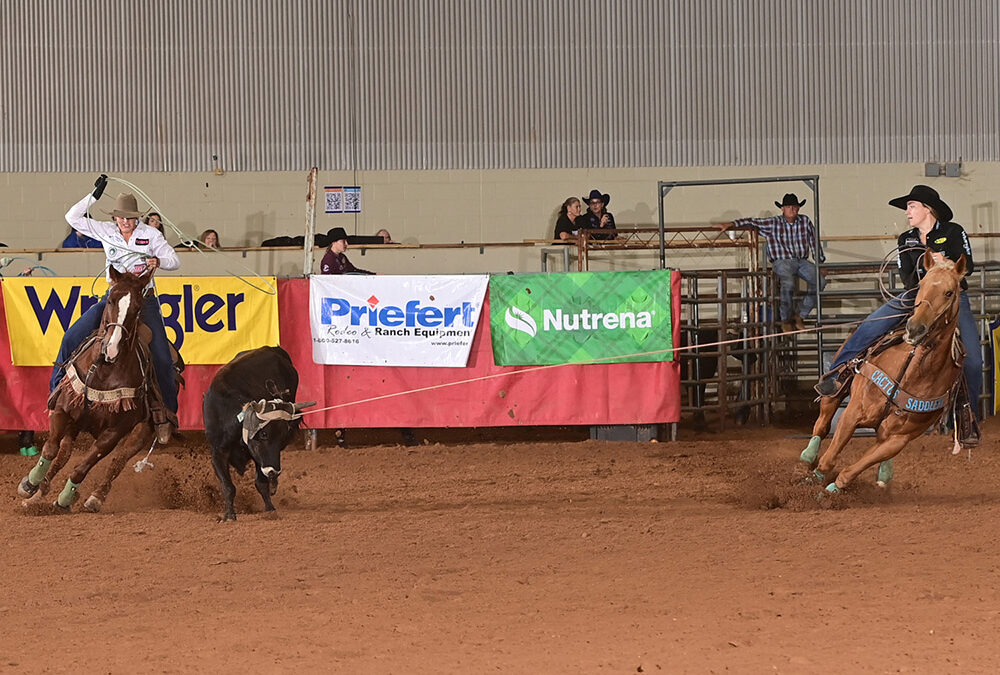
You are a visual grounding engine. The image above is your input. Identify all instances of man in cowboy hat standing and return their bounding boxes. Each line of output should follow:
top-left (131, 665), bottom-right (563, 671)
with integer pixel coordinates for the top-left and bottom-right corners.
top-left (50, 175), bottom-right (182, 441)
top-left (580, 189), bottom-right (617, 240)
top-left (717, 193), bottom-right (825, 332)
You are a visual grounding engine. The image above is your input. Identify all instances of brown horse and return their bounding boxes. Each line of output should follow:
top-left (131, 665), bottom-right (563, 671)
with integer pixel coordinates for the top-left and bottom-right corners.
top-left (800, 250), bottom-right (965, 493)
top-left (17, 267), bottom-right (159, 512)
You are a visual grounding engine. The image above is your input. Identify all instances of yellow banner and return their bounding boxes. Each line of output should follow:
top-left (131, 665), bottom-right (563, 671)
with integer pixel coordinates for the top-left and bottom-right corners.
top-left (993, 320), bottom-right (1000, 416)
top-left (2, 277), bottom-right (279, 366)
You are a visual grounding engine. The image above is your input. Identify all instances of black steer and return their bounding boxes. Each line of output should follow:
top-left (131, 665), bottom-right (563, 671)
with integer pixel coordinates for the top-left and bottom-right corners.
top-left (203, 346), bottom-right (314, 521)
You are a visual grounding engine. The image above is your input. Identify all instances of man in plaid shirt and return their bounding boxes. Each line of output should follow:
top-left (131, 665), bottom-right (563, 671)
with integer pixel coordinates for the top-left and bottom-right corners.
top-left (718, 193), bottom-right (826, 332)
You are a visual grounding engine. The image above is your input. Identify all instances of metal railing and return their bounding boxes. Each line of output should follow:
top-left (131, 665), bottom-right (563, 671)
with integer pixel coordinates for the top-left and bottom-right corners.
top-left (680, 260), bottom-right (1000, 424)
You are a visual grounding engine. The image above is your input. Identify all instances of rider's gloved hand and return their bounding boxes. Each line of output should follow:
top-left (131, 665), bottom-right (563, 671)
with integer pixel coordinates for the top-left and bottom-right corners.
top-left (92, 174), bottom-right (108, 200)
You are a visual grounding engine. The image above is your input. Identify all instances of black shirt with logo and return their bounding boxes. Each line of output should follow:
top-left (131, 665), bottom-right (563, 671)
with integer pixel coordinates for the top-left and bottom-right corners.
top-left (896, 220), bottom-right (973, 290)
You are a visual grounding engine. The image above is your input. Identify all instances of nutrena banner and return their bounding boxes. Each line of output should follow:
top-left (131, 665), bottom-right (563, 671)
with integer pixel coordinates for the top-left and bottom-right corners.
top-left (489, 270), bottom-right (674, 365)
top-left (1, 277), bottom-right (279, 366)
top-left (309, 274), bottom-right (489, 366)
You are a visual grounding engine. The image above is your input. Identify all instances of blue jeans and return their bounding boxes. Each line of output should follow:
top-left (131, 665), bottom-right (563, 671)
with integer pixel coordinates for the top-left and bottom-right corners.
top-left (772, 258), bottom-right (826, 320)
top-left (49, 294), bottom-right (178, 413)
top-left (830, 289), bottom-right (982, 415)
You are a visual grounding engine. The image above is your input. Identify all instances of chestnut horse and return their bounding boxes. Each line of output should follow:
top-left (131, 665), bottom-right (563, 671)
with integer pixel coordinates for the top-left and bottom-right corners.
top-left (800, 251), bottom-right (965, 493)
top-left (17, 268), bottom-right (159, 512)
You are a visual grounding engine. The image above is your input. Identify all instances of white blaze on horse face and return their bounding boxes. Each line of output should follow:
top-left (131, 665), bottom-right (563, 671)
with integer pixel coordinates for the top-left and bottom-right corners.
top-left (105, 293), bottom-right (132, 361)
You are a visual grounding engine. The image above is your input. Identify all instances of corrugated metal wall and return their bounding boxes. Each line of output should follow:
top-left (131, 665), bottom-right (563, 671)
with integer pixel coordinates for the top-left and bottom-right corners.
top-left (1, 0), bottom-right (997, 172)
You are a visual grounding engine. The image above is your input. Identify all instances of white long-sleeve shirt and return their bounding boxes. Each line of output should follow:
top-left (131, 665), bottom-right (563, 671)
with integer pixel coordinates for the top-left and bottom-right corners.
top-left (65, 194), bottom-right (180, 289)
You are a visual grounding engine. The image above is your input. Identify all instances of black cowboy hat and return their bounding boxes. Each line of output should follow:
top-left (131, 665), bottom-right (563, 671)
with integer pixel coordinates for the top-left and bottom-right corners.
top-left (326, 227), bottom-right (349, 243)
top-left (888, 184), bottom-right (953, 223)
top-left (583, 189), bottom-right (610, 207)
top-left (775, 193), bottom-right (806, 208)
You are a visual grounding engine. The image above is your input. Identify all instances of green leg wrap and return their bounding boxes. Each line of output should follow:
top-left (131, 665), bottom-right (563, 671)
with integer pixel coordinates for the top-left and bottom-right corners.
top-left (877, 459), bottom-right (894, 485)
top-left (799, 436), bottom-right (822, 464)
top-left (57, 479), bottom-right (80, 508)
top-left (21, 445), bottom-right (39, 457)
top-left (825, 481), bottom-right (841, 494)
top-left (27, 456), bottom-right (52, 486)
top-left (812, 468), bottom-right (826, 483)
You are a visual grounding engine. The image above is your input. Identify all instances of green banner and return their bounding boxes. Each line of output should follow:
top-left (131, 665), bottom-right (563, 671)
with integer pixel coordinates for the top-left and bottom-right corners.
top-left (489, 270), bottom-right (674, 365)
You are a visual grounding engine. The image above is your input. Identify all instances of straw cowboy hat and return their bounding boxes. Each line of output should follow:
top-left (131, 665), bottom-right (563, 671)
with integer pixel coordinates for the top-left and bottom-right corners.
top-left (775, 193), bottom-right (806, 208)
top-left (104, 193), bottom-right (147, 219)
top-left (888, 184), bottom-right (953, 223)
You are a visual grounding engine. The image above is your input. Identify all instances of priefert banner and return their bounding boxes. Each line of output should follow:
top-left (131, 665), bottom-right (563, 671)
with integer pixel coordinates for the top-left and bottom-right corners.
top-left (309, 274), bottom-right (489, 367)
top-left (489, 270), bottom-right (674, 366)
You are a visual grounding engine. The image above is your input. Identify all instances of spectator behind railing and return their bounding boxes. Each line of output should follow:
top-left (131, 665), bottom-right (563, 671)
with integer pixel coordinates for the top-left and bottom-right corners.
top-left (580, 189), bottom-right (617, 240)
top-left (715, 193), bottom-right (826, 332)
top-left (554, 196), bottom-right (583, 243)
top-left (200, 229), bottom-right (220, 247)
top-left (145, 212), bottom-right (164, 233)
top-left (61, 227), bottom-right (104, 249)
top-left (320, 227), bottom-right (374, 275)
top-left (376, 228), bottom-right (395, 244)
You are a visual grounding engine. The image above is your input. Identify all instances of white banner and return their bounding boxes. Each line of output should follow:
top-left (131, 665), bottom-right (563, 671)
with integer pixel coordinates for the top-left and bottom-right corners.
top-left (310, 275), bottom-right (489, 367)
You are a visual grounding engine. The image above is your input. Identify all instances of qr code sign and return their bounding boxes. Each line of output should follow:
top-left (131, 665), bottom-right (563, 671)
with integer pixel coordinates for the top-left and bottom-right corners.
top-left (344, 187), bottom-right (361, 213)
top-left (325, 190), bottom-right (344, 214)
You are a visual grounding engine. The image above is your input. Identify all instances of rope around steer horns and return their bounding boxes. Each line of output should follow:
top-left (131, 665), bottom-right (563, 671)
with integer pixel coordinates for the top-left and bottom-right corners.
top-left (298, 312), bottom-right (912, 417)
top-left (238, 399), bottom-right (317, 444)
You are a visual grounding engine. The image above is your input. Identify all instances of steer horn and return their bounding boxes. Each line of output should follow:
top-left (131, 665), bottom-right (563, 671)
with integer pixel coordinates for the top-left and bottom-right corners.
top-left (293, 401), bottom-right (317, 412)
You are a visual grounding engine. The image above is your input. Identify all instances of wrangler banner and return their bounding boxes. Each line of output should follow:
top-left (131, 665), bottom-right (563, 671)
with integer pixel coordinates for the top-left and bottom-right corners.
top-left (1, 277), bottom-right (279, 366)
top-left (489, 270), bottom-right (674, 366)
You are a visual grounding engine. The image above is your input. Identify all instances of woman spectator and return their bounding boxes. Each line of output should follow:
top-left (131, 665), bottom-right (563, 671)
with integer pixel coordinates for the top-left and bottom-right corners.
top-left (199, 229), bottom-right (220, 248)
top-left (145, 212), bottom-right (164, 233)
top-left (553, 197), bottom-right (584, 242)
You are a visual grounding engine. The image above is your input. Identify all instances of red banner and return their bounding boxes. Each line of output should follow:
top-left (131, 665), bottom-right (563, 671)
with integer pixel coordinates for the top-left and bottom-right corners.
top-left (0, 276), bottom-right (680, 430)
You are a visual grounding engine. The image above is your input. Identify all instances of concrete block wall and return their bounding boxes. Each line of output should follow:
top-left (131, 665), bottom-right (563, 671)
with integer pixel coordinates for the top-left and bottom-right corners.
top-left (2, 163), bottom-right (998, 277)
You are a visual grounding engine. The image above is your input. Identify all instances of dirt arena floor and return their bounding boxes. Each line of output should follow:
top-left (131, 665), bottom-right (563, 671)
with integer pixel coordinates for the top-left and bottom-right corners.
top-left (2, 415), bottom-right (1000, 674)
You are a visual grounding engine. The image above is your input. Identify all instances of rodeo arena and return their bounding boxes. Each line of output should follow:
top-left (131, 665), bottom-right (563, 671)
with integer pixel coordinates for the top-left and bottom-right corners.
top-left (4, 2), bottom-right (1000, 673)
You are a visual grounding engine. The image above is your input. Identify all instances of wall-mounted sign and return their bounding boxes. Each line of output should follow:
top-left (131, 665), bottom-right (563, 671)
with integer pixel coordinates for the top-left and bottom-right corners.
top-left (325, 186), bottom-right (362, 214)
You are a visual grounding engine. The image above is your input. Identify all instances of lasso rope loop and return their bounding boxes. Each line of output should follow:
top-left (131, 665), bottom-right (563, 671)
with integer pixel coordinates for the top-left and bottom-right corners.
top-left (84, 177), bottom-right (277, 296)
top-left (879, 245), bottom-right (925, 308)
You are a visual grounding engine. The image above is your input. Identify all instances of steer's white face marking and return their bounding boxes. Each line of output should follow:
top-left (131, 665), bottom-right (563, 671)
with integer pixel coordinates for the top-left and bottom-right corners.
top-left (261, 466), bottom-right (279, 478)
top-left (104, 293), bottom-right (131, 361)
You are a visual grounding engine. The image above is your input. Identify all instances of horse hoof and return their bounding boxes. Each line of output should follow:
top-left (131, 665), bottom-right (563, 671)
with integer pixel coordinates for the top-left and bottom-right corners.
top-left (17, 476), bottom-right (39, 498)
top-left (799, 436), bottom-right (822, 465)
top-left (877, 459), bottom-right (894, 485)
top-left (799, 468), bottom-right (825, 486)
top-left (51, 501), bottom-right (71, 514)
top-left (83, 495), bottom-right (103, 513)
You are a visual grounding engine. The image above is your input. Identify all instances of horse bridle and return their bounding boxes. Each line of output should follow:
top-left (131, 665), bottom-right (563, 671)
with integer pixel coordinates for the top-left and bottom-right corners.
top-left (100, 289), bottom-right (144, 362)
top-left (908, 283), bottom-right (960, 343)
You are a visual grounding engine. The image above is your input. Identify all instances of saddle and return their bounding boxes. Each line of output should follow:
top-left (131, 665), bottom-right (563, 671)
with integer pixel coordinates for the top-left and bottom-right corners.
top-left (826, 328), bottom-right (979, 448)
top-left (817, 329), bottom-right (907, 398)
